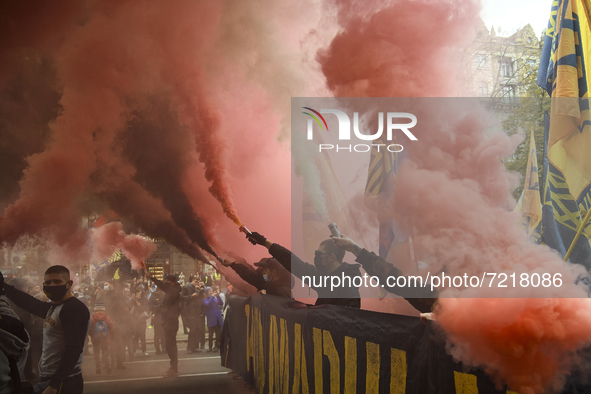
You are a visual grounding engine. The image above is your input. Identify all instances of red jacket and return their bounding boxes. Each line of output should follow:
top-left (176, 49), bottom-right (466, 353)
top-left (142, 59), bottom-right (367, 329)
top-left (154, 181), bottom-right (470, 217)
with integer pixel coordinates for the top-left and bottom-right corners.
top-left (89, 311), bottom-right (115, 344)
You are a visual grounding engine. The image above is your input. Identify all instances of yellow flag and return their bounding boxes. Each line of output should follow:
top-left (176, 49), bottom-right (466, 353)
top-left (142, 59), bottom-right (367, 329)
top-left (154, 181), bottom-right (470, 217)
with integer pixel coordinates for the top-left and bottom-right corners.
top-left (515, 128), bottom-right (542, 242)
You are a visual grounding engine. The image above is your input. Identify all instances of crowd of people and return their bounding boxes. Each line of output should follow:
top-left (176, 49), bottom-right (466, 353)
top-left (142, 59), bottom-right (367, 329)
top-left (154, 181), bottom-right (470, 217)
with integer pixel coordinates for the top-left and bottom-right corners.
top-left (0, 267), bottom-right (227, 393)
top-left (0, 229), bottom-right (439, 393)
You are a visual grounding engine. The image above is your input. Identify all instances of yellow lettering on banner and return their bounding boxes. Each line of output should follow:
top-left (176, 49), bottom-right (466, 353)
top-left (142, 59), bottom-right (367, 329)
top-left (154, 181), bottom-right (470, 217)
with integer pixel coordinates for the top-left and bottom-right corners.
top-left (292, 323), bottom-right (309, 394)
top-left (252, 308), bottom-right (259, 385)
top-left (280, 319), bottom-right (289, 393)
top-left (366, 342), bottom-right (380, 393)
top-left (323, 330), bottom-right (340, 394)
top-left (269, 315), bottom-right (279, 392)
top-left (454, 371), bottom-right (478, 394)
top-left (390, 348), bottom-right (407, 394)
top-left (253, 308), bottom-right (265, 392)
top-left (344, 336), bottom-right (357, 394)
top-left (506, 391), bottom-right (519, 394)
top-left (245, 305), bottom-right (251, 372)
top-left (313, 328), bottom-right (323, 394)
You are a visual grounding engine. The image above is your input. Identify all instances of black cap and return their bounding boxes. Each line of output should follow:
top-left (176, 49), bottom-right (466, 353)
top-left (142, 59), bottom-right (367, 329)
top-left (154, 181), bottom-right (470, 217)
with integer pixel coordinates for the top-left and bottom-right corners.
top-left (253, 258), bottom-right (282, 271)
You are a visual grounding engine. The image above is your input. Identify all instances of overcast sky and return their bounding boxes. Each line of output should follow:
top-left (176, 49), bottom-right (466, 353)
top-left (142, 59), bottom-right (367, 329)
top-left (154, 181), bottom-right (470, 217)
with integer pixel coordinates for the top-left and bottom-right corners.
top-left (481, 0), bottom-right (553, 38)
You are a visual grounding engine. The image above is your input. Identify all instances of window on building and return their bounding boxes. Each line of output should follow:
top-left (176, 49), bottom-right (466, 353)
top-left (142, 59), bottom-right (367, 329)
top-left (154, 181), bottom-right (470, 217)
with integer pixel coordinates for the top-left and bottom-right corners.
top-left (473, 54), bottom-right (486, 70)
top-left (477, 81), bottom-right (488, 97)
top-left (501, 85), bottom-right (516, 103)
top-left (499, 57), bottom-right (514, 77)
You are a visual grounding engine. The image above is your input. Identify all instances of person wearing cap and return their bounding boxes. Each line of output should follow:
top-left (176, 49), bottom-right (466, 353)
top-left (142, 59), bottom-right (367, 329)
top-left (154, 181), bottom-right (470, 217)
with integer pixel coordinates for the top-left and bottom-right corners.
top-left (145, 271), bottom-right (181, 378)
top-left (88, 303), bottom-right (114, 375)
top-left (221, 258), bottom-right (291, 298)
top-left (202, 287), bottom-right (223, 352)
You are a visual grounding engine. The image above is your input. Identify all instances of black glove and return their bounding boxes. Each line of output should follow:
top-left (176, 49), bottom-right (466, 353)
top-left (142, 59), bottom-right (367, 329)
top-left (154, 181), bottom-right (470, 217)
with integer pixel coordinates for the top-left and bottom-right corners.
top-left (247, 232), bottom-right (267, 246)
top-left (0, 271), bottom-right (4, 295)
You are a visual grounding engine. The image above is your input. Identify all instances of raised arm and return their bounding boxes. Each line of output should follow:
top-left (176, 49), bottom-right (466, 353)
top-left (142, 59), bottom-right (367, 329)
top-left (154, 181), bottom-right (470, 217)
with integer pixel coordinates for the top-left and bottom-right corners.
top-left (222, 260), bottom-right (265, 290)
top-left (146, 272), bottom-right (177, 296)
top-left (243, 231), bottom-right (319, 279)
top-left (332, 234), bottom-right (437, 313)
top-left (3, 284), bottom-right (51, 318)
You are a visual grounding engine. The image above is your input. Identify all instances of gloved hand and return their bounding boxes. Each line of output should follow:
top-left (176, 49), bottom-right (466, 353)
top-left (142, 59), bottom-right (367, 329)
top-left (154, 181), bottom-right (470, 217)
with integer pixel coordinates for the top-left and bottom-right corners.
top-left (0, 271), bottom-right (4, 295)
top-left (247, 232), bottom-right (267, 246)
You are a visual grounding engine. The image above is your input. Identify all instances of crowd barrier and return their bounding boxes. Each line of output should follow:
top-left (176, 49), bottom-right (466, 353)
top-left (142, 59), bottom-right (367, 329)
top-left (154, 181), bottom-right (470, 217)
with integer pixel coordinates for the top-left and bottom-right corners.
top-left (221, 294), bottom-right (515, 394)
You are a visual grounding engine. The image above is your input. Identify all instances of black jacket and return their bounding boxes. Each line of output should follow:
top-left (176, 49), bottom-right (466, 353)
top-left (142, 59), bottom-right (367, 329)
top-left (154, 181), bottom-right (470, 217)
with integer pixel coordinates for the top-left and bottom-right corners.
top-left (180, 283), bottom-right (203, 317)
top-left (269, 243), bottom-right (361, 309)
top-left (151, 279), bottom-right (181, 320)
top-left (229, 262), bottom-right (292, 298)
top-left (355, 248), bottom-right (437, 313)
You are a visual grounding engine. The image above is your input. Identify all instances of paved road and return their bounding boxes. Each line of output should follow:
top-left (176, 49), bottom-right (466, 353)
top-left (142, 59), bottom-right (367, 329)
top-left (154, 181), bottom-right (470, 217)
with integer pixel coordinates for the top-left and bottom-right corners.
top-left (82, 328), bottom-right (253, 394)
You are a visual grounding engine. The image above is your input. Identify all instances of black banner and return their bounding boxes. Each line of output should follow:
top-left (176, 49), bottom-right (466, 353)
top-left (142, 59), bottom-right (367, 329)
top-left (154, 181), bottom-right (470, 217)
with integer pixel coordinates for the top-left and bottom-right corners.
top-left (221, 295), bottom-right (513, 394)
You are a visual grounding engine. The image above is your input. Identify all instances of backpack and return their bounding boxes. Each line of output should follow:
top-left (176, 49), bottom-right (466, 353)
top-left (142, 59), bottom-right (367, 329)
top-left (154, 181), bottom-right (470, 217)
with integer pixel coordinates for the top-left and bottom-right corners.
top-left (94, 320), bottom-right (109, 340)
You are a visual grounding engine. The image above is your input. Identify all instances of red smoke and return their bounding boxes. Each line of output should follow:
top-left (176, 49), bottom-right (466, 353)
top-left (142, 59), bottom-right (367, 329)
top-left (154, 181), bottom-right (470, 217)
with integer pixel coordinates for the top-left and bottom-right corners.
top-left (0, 1), bottom-right (259, 262)
top-left (317, 0), bottom-right (591, 392)
top-left (91, 222), bottom-right (156, 270)
top-left (0, 0), bottom-right (294, 292)
top-left (318, 0), bottom-right (479, 97)
top-left (391, 102), bottom-right (591, 393)
top-left (439, 297), bottom-right (591, 394)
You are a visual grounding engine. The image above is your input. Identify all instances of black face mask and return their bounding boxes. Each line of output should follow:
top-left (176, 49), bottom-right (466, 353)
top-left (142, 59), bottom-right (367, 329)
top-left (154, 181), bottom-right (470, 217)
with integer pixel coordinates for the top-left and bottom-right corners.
top-left (314, 255), bottom-right (326, 272)
top-left (43, 284), bottom-right (69, 302)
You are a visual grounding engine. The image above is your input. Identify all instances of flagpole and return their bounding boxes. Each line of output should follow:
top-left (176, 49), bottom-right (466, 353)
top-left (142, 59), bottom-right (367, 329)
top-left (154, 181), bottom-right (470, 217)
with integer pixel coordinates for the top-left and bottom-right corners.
top-left (563, 208), bottom-right (591, 262)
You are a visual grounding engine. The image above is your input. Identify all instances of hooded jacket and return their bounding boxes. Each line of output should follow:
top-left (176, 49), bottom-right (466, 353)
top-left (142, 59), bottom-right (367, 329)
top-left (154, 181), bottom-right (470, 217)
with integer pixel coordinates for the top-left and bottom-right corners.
top-left (0, 295), bottom-right (29, 394)
top-left (89, 311), bottom-right (115, 345)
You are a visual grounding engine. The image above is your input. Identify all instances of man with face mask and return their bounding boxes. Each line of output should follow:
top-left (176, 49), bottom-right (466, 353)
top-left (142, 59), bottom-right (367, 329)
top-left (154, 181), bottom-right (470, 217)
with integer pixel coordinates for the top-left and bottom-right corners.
top-left (246, 232), bottom-right (361, 308)
top-left (220, 257), bottom-right (291, 298)
top-left (1, 265), bottom-right (90, 394)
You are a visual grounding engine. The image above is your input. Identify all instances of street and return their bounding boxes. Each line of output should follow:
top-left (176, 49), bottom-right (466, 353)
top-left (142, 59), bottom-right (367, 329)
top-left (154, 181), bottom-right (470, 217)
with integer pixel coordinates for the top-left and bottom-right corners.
top-left (81, 327), bottom-right (253, 394)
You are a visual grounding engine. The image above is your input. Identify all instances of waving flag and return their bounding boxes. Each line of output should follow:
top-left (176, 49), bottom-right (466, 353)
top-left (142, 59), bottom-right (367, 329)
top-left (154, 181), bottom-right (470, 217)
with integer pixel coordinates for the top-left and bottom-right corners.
top-left (538, 0), bottom-right (591, 268)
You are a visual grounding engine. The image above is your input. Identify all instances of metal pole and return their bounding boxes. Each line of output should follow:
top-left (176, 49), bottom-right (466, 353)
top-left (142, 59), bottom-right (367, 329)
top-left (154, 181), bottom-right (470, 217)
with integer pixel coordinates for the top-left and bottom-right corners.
top-left (563, 208), bottom-right (591, 262)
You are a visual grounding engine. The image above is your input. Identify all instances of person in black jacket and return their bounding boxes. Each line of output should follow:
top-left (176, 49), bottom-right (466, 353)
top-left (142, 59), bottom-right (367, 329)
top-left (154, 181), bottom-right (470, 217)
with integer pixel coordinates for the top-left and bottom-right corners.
top-left (331, 234), bottom-right (438, 313)
top-left (148, 287), bottom-right (165, 354)
top-left (246, 232), bottom-right (361, 308)
top-left (145, 272), bottom-right (181, 378)
top-left (221, 257), bottom-right (291, 298)
top-left (180, 278), bottom-right (204, 354)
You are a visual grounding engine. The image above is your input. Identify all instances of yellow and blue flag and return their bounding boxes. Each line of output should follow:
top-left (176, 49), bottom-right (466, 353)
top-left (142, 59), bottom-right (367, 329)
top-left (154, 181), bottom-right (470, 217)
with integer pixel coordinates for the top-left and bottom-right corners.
top-left (515, 128), bottom-right (543, 242)
top-left (537, 0), bottom-right (591, 268)
top-left (94, 249), bottom-right (122, 271)
top-left (365, 135), bottom-right (416, 300)
top-left (365, 134), bottom-right (398, 260)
